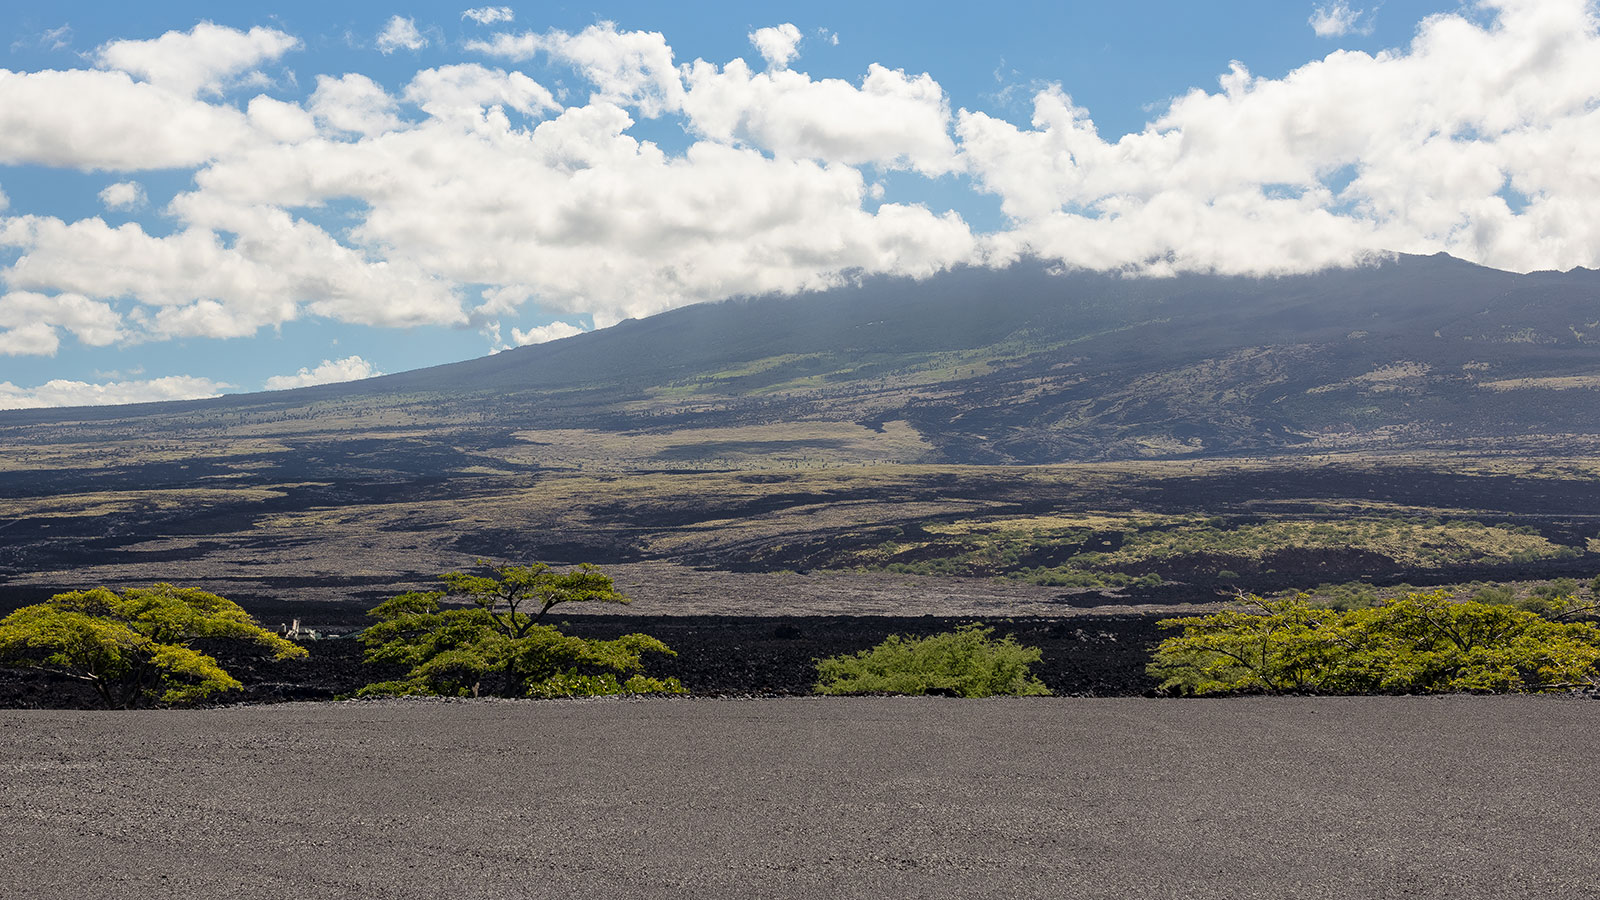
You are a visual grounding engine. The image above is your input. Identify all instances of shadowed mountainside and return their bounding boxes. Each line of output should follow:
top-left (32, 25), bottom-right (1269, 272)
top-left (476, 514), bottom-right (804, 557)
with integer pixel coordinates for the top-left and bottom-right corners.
top-left (7, 252), bottom-right (1600, 464)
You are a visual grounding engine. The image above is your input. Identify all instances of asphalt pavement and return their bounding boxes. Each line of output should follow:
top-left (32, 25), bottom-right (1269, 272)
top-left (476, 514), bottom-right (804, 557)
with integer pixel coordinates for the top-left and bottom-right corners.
top-left (2, 696), bottom-right (1595, 899)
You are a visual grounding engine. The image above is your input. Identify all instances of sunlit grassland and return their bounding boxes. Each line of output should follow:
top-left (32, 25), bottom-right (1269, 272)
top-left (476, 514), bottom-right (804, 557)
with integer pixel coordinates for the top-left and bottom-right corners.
top-left (824, 513), bottom-right (1583, 585)
top-left (1102, 518), bottom-right (1572, 568)
top-left (640, 334), bottom-right (1092, 400)
top-left (1479, 374), bottom-right (1600, 391)
top-left (499, 421), bottom-right (935, 470)
top-left (642, 353), bottom-right (834, 398)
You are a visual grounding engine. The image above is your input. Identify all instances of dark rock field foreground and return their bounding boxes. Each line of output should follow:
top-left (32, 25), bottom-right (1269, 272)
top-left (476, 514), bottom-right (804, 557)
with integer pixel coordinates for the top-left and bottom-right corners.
top-left (2, 696), bottom-right (1596, 899)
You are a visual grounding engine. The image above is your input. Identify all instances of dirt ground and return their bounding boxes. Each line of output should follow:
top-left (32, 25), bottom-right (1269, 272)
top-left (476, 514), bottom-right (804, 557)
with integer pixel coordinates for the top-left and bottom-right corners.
top-left (3, 696), bottom-right (1596, 899)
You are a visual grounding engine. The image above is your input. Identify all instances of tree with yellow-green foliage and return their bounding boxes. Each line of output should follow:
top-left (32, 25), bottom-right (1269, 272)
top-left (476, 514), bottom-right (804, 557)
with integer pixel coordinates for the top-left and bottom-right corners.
top-left (1149, 591), bottom-right (1600, 695)
top-left (358, 562), bottom-right (685, 698)
top-left (0, 584), bottom-right (307, 709)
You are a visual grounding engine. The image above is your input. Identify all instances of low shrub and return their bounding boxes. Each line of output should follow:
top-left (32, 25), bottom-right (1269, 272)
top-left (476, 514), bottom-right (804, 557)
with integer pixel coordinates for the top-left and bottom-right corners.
top-left (814, 624), bottom-right (1051, 697)
top-left (525, 671), bottom-right (685, 699)
top-left (1469, 583), bottom-right (1517, 606)
top-left (1149, 591), bottom-right (1600, 696)
top-left (1305, 580), bottom-right (1382, 610)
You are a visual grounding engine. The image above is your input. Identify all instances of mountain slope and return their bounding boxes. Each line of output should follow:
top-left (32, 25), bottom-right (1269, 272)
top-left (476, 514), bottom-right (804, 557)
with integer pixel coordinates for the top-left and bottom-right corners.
top-left (364, 252), bottom-right (1600, 461)
top-left (10, 254), bottom-right (1600, 603)
top-left (7, 253), bottom-right (1600, 463)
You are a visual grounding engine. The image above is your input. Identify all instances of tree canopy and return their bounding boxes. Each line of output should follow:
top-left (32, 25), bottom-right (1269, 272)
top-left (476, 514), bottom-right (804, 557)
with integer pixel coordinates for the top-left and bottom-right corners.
top-left (358, 562), bottom-right (684, 698)
top-left (1150, 591), bottom-right (1600, 695)
top-left (0, 584), bottom-right (307, 709)
top-left (436, 561), bottom-right (631, 633)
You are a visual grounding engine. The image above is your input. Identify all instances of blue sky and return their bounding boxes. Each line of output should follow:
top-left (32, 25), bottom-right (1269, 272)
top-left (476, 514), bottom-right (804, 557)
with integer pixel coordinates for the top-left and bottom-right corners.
top-left (1, 0), bottom-right (1596, 407)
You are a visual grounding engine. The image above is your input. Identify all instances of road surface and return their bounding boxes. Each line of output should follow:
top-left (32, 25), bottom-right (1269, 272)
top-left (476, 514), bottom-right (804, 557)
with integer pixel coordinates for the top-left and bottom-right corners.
top-left (2, 696), bottom-right (1594, 899)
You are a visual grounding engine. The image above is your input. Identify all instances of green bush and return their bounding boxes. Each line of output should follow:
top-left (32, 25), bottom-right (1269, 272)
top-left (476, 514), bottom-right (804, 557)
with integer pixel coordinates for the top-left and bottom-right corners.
top-left (1149, 591), bottom-right (1600, 696)
top-left (1469, 583), bottom-right (1517, 606)
top-left (0, 584), bottom-right (306, 708)
top-left (1303, 580), bottom-right (1382, 610)
top-left (814, 624), bottom-right (1051, 697)
top-left (358, 562), bottom-right (685, 699)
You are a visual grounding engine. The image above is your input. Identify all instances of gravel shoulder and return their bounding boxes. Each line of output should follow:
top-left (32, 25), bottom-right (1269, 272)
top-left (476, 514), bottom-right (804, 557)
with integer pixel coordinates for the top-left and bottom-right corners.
top-left (3, 696), bottom-right (1597, 899)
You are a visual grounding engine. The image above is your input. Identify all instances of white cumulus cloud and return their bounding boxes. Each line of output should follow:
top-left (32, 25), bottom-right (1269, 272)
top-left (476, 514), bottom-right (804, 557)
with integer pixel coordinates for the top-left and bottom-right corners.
top-left (463, 7), bottom-right (515, 25)
top-left (474, 23), bottom-right (957, 171)
top-left (98, 181), bottom-right (146, 210)
top-left (683, 60), bottom-right (960, 175)
top-left (1310, 2), bottom-right (1371, 38)
top-left (0, 291), bottom-right (123, 354)
top-left (403, 63), bottom-right (556, 123)
top-left (960, 0), bottom-right (1600, 276)
top-left (0, 322), bottom-right (59, 356)
top-left (0, 375), bottom-right (233, 409)
top-left (376, 16), bottom-right (428, 55)
top-left (247, 95), bottom-right (319, 143)
top-left (185, 110), bottom-right (974, 325)
top-left (468, 22), bottom-right (686, 117)
top-left (750, 24), bottom-right (803, 69)
top-left (309, 73), bottom-right (406, 136)
top-left (511, 321), bottom-right (585, 346)
top-left (0, 68), bottom-right (253, 170)
top-left (263, 355), bottom-right (383, 390)
top-left (1, 210), bottom-right (462, 339)
top-left (94, 22), bottom-right (299, 96)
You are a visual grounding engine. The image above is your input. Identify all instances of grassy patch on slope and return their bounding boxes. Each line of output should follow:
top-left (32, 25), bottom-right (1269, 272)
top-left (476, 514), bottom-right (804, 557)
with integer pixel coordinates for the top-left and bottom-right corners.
top-left (826, 514), bottom-right (1581, 586)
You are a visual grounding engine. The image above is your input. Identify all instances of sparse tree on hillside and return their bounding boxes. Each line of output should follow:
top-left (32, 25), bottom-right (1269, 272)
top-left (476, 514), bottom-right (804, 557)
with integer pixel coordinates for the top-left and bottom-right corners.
top-left (0, 584), bottom-right (307, 709)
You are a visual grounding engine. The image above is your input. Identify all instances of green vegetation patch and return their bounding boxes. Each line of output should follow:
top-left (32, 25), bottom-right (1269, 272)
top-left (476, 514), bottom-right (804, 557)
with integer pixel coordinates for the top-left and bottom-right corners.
top-left (1103, 518), bottom-right (1572, 569)
top-left (1150, 592), bottom-right (1600, 695)
top-left (0, 584), bottom-right (306, 708)
top-left (647, 353), bottom-right (834, 397)
top-left (814, 623), bottom-right (1051, 697)
top-left (826, 514), bottom-right (1156, 587)
top-left (825, 513), bottom-right (1578, 586)
top-left (1279, 575), bottom-right (1600, 614)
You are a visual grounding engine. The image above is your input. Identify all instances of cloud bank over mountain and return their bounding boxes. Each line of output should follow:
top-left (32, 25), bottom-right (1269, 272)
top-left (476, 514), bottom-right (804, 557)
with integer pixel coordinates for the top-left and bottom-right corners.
top-left (0, 0), bottom-right (1596, 406)
top-left (0, 375), bottom-right (233, 410)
